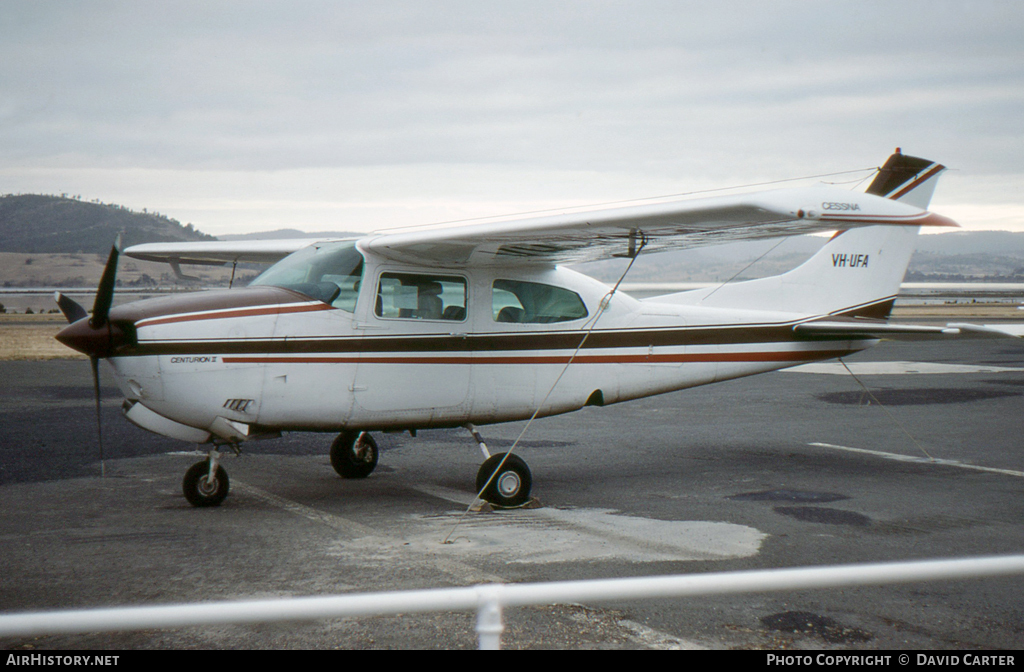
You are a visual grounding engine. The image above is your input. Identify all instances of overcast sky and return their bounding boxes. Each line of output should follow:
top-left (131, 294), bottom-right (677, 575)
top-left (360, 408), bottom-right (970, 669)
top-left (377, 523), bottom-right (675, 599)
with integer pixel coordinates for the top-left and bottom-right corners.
top-left (2, 1), bottom-right (1022, 236)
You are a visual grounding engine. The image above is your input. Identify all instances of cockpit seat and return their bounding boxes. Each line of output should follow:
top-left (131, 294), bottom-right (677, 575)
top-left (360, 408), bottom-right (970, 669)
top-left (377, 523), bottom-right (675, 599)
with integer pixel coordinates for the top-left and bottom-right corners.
top-left (496, 306), bottom-right (526, 323)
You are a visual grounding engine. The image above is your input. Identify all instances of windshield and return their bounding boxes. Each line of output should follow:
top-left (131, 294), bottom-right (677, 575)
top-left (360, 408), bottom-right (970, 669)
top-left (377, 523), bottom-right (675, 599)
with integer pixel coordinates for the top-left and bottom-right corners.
top-left (249, 241), bottom-right (364, 311)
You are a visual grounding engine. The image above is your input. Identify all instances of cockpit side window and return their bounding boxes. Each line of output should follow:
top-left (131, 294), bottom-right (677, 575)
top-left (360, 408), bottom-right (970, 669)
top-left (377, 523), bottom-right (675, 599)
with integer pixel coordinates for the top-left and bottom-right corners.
top-left (375, 272), bottom-right (467, 321)
top-left (492, 279), bottom-right (588, 323)
top-left (249, 241), bottom-right (364, 312)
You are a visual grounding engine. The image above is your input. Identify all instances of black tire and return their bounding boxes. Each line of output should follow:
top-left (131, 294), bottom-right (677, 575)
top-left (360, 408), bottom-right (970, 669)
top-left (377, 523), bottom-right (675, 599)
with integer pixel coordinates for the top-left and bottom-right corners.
top-left (476, 453), bottom-right (532, 507)
top-left (183, 459), bottom-right (229, 507)
top-left (330, 431), bottom-right (379, 479)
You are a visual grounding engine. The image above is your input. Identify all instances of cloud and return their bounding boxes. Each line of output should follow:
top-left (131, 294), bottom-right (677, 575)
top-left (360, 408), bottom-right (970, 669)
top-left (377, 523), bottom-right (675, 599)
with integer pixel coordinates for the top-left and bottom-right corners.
top-left (1, 1), bottom-right (1022, 234)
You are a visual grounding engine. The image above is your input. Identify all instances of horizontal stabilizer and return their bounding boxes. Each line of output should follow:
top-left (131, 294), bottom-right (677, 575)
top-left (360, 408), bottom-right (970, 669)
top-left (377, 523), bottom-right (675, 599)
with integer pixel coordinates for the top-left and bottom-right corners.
top-left (795, 320), bottom-right (1024, 340)
top-left (946, 322), bottom-right (1024, 338)
top-left (794, 321), bottom-right (960, 337)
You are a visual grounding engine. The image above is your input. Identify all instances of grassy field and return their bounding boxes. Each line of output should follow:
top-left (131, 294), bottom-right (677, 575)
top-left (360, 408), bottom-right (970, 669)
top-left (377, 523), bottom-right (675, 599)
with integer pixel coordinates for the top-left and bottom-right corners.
top-left (3, 304), bottom-right (1020, 361)
top-left (0, 314), bottom-right (87, 360)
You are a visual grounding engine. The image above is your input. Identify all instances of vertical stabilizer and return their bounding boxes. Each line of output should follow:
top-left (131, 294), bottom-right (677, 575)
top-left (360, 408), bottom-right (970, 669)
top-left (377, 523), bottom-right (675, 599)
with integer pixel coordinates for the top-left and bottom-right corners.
top-left (666, 224), bottom-right (920, 319)
top-left (653, 150), bottom-right (953, 319)
top-left (866, 148), bottom-right (946, 209)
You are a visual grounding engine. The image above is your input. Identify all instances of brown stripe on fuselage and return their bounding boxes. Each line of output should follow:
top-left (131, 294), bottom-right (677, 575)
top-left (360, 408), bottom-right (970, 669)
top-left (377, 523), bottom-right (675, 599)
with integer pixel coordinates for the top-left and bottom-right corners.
top-left (221, 348), bottom-right (858, 366)
top-left (120, 320), bottom-right (871, 358)
top-left (114, 294), bottom-right (886, 359)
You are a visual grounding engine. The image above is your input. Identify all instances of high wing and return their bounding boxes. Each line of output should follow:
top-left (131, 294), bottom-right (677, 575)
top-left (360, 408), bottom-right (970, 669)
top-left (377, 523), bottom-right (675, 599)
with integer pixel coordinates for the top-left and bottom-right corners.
top-left (123, 238), bottom-right (354, 266)
top-left (123, 185), bottom-right (954, 270)
top-left (358, 184), bottom-right (955, 267)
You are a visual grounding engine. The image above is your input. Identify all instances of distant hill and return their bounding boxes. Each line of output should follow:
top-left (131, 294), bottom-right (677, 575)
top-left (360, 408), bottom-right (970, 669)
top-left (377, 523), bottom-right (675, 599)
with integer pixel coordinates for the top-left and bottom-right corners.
top-left (914, 230), bottom-right (1024, 256)
top-left (0, 194), bottom-right (216, 253)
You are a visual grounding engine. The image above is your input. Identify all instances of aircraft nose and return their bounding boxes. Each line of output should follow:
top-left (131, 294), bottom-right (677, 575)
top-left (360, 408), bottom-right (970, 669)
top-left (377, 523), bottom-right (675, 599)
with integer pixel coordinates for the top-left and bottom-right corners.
top-left (55, 318), bottom-right (133, 358)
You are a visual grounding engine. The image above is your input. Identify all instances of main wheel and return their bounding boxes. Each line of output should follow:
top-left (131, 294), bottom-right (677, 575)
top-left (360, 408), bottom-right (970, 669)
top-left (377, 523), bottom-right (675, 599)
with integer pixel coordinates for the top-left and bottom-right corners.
top-left (183, 459), bottom-right (229, 507)
top-left (476, 453), bottom-right (532, 507)
top-left (330, 431), bottom-right (379, 479)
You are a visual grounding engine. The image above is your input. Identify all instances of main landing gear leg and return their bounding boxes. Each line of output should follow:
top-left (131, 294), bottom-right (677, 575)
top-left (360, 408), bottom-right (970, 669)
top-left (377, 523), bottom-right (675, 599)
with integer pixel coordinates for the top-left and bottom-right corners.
top-left (465, 424), bottom-right (534, 508)
top-left (183, 445), bottom-right (232, 507)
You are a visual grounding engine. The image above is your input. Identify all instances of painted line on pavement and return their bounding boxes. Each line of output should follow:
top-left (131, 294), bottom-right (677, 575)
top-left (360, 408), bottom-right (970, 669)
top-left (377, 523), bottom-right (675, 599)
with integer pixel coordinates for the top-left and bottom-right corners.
top-left (809, 442), bottom-right (1024, 479)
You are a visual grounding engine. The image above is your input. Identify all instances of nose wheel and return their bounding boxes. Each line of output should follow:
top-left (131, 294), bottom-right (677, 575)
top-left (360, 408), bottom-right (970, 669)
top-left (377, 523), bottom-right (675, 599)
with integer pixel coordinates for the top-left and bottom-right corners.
top-left (183, 458), bottom-right (229, 507)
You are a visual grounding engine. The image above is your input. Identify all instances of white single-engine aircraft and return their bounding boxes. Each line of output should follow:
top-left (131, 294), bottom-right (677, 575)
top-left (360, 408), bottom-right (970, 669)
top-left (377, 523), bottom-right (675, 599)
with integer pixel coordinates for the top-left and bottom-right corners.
top-left (53, 150), bottom-right (1019, 508)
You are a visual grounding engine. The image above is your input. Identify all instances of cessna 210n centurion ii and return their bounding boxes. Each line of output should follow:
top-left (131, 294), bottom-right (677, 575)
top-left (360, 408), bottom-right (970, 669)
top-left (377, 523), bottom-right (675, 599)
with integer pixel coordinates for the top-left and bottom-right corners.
top-left (54, 150), bottom-right (1013, 508)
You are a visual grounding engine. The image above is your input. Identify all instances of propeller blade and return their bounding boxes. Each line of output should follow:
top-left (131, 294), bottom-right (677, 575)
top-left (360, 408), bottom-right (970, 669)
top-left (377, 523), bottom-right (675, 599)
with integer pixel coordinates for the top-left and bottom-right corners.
top-left (90, 356), bottom-right (105, 478)
top-left (55, 237), bottom-right (133, 358)
top-left (54, 291), bottom-right (88, 324)
top-left (90, 235), bottom-right (121, 329)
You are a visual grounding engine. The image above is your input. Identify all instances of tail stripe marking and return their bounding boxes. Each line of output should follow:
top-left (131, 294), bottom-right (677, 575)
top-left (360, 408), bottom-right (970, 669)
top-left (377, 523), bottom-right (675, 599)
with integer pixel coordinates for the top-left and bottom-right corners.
top-left (890, 164), bottom-right (945, 200)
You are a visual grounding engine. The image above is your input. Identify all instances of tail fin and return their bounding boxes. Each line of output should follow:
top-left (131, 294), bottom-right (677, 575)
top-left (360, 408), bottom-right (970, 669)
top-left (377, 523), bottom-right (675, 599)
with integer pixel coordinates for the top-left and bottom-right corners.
top-left (865, 148), bottom-right (946, 209)
top-left (659, 150), bottom-right (948, 319)
top-left (676, 225), bottom-right (920, 319)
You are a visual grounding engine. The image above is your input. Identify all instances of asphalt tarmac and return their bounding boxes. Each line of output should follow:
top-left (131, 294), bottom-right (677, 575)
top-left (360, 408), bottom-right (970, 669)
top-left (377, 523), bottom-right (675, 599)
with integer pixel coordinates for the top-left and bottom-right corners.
top-left (1, 338), bottom-right (1023, 650)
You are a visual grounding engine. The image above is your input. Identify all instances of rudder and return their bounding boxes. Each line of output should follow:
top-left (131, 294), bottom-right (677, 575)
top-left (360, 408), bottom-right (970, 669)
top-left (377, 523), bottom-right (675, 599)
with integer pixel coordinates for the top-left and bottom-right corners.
top-left (865, 148), bottom-right (946, 209)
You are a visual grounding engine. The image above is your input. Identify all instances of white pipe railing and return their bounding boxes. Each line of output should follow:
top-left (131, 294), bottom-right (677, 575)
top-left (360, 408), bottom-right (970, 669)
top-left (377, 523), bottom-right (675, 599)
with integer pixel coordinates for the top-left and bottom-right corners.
top-left (2, 555), bottom-right (1023, 649)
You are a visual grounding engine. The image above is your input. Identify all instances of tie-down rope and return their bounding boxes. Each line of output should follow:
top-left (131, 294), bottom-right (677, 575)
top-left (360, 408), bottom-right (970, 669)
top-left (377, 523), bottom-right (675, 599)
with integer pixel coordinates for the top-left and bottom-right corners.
top-left (442, 232), bottom-right (649, 544)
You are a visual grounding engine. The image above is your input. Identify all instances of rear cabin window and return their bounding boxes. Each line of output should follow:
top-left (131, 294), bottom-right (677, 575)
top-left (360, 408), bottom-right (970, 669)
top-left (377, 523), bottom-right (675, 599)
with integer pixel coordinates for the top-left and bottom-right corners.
top-left (492, 279), bottom-right (588, 324)
top-left (375, 273), bottom-right (467, 321)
